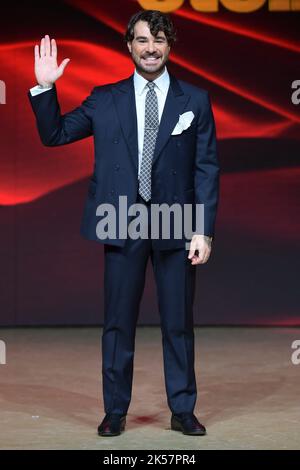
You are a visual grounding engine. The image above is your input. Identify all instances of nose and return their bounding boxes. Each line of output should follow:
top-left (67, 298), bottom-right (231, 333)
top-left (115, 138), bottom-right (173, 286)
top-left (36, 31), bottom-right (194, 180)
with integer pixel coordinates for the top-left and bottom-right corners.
top-left (146, 40), bottom-right (156, 54)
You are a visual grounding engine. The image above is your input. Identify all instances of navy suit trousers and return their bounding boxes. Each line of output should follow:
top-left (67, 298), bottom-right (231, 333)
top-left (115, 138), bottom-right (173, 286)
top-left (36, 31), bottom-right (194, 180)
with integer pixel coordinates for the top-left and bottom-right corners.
top-left (102, 194), bottom-right (197, 415)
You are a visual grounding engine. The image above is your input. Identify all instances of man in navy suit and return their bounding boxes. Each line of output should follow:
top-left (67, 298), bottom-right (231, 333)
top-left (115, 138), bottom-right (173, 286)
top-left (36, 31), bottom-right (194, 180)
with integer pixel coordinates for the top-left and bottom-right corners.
top-left (29, 10), bottom-right (220, 437)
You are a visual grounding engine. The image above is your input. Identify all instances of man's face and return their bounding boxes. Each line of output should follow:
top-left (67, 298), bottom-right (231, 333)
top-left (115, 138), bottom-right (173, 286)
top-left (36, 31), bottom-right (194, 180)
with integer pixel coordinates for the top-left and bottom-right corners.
top-left (127, 20), bottom-right (171, 79)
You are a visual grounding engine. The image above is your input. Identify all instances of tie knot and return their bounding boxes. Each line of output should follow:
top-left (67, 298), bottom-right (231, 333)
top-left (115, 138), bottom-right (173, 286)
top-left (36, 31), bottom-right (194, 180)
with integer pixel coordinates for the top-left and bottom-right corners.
top-left (147, 81), bottom-right (155, 91)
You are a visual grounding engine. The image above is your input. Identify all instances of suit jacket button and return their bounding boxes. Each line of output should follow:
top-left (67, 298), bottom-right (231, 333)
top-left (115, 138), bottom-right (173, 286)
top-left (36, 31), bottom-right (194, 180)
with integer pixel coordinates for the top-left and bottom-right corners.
top-left (172, 169), bottom-right (177, 175)
top-left (113, 139), bottom-right (119, 144)
top-left (173, 195), bottom-right (178, 202)
top-left (115, 164), bottom-right (120, 170)
top-left (176, 142), bottom-right (181, 147)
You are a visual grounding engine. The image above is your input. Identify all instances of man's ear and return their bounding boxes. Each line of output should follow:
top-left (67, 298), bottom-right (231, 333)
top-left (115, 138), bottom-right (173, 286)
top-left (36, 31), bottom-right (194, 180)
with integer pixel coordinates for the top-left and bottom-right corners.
top-left (127, 42), bottom-right (132, 53)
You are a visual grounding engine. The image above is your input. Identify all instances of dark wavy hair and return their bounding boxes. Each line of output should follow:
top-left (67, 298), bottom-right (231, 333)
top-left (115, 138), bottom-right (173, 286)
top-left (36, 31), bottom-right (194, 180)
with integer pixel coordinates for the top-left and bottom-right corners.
top-left (124, 10), bottom-right (177, 46)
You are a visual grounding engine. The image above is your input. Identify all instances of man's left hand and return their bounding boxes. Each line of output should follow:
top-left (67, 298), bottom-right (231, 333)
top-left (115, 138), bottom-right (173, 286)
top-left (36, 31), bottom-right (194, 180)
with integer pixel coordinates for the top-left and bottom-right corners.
top-left (188, 235), bottom-right (212, 265)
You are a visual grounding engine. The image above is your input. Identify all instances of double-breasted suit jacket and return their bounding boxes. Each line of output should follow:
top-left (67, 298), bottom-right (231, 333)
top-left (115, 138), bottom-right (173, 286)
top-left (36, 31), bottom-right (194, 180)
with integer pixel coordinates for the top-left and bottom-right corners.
top-left (28, 73), bottom-right (220, 249)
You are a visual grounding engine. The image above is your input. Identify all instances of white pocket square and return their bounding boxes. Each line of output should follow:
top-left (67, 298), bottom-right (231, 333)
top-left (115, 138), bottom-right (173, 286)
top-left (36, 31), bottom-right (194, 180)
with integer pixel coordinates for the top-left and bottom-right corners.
top-left (171, 111), bottom-right (195, 135)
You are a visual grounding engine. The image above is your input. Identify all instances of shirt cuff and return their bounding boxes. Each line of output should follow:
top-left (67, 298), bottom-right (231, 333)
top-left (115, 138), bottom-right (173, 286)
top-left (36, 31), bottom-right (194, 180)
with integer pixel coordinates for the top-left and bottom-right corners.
top-left (30, 84), bottom-right (53, 96)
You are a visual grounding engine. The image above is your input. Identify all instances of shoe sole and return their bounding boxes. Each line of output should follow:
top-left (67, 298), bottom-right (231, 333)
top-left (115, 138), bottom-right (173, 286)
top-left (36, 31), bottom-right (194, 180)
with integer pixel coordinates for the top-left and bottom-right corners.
top-left (171, 427), bottom-right (206, 436)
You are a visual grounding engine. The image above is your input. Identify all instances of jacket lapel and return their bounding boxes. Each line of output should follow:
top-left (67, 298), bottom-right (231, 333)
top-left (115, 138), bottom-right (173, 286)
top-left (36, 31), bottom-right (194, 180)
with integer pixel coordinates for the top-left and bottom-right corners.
top-left (152, 74), bottom-right (190, 166)
top-left (111, 75), bottom-right (138, 171)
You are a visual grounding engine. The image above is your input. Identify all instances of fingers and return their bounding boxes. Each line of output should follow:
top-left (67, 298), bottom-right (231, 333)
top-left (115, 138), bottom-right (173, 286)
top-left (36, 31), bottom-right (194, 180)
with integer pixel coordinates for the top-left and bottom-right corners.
top-left (188, 244), bottom-right (211, 264)
top-left (188, 241), bottom-right (196, 260)
top-left (51, 38), bottom-right (57, 59)
top-left (40, 37), bottom-right (45, 57)
top-left (191, 255), bottom-right (209, 265)
top-left (58, 58), bottom-right (70, 75)
top-left (45, 34), bottom-right (51, 56)
top-left (193, 247), bottom-right (211, 264)
top-left (37, 35), bottom-right (55, 59)
top-left (188, 235), bottom-right (212, 265)
top-left (34, 44), bottom-right (40, 61)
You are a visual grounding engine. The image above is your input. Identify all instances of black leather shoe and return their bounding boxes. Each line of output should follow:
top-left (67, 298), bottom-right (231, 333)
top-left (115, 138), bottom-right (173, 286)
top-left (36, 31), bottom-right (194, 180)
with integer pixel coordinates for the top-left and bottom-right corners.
top-left (171, 413), bottom-right (206, 436)
top-left (97, 413), bottom-right (126, 437)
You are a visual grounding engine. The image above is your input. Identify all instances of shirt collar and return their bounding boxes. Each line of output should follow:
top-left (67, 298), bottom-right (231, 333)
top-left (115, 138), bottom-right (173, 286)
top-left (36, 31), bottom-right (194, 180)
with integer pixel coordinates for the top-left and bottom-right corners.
top-left (134, 66), bottom-right (170, 96)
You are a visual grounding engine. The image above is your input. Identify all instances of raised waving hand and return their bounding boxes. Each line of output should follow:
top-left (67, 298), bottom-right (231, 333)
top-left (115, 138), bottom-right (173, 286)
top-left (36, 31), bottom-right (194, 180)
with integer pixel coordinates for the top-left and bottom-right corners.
top-left (34, 35), bottom-right (70, 87)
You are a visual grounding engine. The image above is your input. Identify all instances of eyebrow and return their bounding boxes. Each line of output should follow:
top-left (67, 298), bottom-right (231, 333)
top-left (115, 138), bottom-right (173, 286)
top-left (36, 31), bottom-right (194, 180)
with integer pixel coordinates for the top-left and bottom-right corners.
top-left (135, 35), bottom-right (166, 40)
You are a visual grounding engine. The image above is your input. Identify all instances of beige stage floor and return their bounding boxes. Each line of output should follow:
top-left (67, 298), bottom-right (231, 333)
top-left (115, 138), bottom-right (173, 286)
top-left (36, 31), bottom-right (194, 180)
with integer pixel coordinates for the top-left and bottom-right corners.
top-left (0, 327), bottom-right (299, 450)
